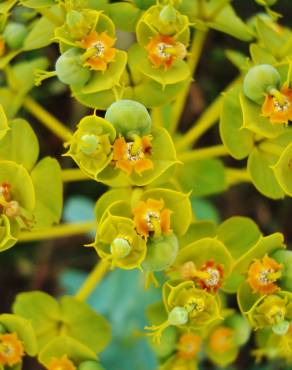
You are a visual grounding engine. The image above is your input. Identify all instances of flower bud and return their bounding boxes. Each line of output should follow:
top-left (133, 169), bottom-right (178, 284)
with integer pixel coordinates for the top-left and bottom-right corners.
top-left (105, 100), bottom-right (152, 139)
top-left (78, 360), bottom-right (105, 370)
top-left (142, 234), bottom-right (179, 272)
top-left (243, 64), bottom-right (281, 104)
top-left (110, 237), bottom-right (132, 259)
top-left (168, 306), bottom-right (188, 326)
top-left (3, 22), bottom-right (28, 49)
top-left (55, 48), bottom-right (91, 87)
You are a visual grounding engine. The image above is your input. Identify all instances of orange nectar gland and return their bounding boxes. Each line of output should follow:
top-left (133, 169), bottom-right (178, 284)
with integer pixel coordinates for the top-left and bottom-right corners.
top-left (146, 34), bottom-right (187, 70)
top-left (0, 332), bottom-right (24, 367)
top-left (209, 327), bottom-right (235, 354)
top-left (180, 260), bottom-right (224, 293)
top-left (112, 135), bottom-right (153, 176)
top-left (262, 86), bottom-right (292, 125)
top-left (79, 31), bottom-right (116, 72)
top-left (247, 255), bottom-right (282, 295)
top-left (133, 198), bottom-right (172, 239)
top-left (0, 182), bottom-right (21, 219)
top-left (177, 333), bottom-right (202, 360)
top-left (48, 355), bottom-right (76, 370)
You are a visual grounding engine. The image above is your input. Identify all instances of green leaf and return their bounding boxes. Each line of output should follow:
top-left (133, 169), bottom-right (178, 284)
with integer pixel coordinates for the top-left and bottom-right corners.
top-left (177, 158), bottom-right (226, 196)
top-left (206, 4), bottom-right (253, 41)
top-left (0, 160), bottom-right (35, 211)
top-left (249, 43), bottom-right (277, 65)
top-left (108, 3), bottom-right (142, 32)
top-left (272, 142), bottom-right (292, 196)
top-left (60, 296), bottom-right (111, 353)
top-left (13, 291), bottom-right (61, 351)
top-left (0, 119), bottom-right (39, 171)
top-left (248, 147), bottom-right (284, 199)
top-left (8, 57), bottom-right (49, 95)
top-left (39, 336), bottom-right (97, 367)
top-left (81, 51), bottom-right (127, 94)
top-left (217, 217), bottom-right (261, 260)
top-left (30, 157), bottom-right (63, 228)
top-left (0, 314), bottom-right (38, 356)
top-left (23, 16), bottom-right (55, 50)
top-left (0, 104), bottom-right (9, 140)
top-left (220, 86), bottom-right (253, 159)
top-left (256, 18), bottom-right (284, 57)
top-left (20, 0), bottom-right (54, 8)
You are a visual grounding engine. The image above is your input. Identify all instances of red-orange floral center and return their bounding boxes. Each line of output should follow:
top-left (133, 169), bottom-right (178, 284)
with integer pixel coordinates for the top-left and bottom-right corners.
top-left (209, 326), bottom-right (235, 354)
top-left (247, 255), bottom-right (282, 295)
top-left (0, 332), bottom-right (24, 366)
top-left (79, 31), bottom-right (116, 72)
top-left (0, 182), bottom-right (21, 218)
top-left (112, 135), bottom-right (153, 176)
top-left (262, 86), bottom-right (292, 124)
top-left (48, 354), bottom-right (76, 370)
top-left (0, 38), bottom-right (5, 57)
top-left (177, 332), bottom-right (202, 360)
top-left (132, 198), bottom-right (172, 239)
top-left (146, 34), bottom-right (186, 70)
top-left (197, 260), bottom-right (224, 293)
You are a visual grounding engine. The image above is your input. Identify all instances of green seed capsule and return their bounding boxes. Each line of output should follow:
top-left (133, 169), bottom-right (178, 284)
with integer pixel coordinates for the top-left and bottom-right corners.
top-left (110, 237), bottom-right (132, 259)
top-left (142, 234), bottom-right (179, 272)
top-left (159, 5), bottom-right (177, 24)
top-left (80, 134), bottom-right (100, 155)
top-left (168, 306), bottom-right (188, 326)
top-left (105, 100), bottom-right (152, 138)
top-left (3, 22), bottom-right (28, 49)
top-left (66, 10), bottom-right (84, 28)
top-left (55, 48), bottom-right (91, 87)
top-left (78, 360), bottom-right (105, 370)
top-left (272, 320), bottom-right (289, 336)
top-left (243, 64), bottom-right (281, 104)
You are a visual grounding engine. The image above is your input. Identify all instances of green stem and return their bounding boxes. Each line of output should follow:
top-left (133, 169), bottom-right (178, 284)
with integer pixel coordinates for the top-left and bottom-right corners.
top-left (225, 168), bottom-right (251, 186)
top-left (62, 169), bottom-right (91, 182)
top-left (175, 76), bottom-right (241, 151)
top-left (207, 0), bottom-right (231, 20)
top-left (179, 144), bottom-right (229, 162)
top-left (18, 221), bottom-right (96, 242)
top-left (75, 260), bottom-right (110, 301)
top-left (23, 96), bottom-right (72, 142)
top-left (169, 30), bottom-right (208, 134)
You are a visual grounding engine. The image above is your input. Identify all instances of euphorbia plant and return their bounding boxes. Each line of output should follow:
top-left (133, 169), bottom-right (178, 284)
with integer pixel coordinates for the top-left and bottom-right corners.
top-left (0, 0), bottom-right (291, 369)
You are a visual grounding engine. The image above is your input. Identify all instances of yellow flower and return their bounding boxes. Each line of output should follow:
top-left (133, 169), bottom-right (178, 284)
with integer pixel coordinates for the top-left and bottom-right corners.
top-left (0, 332), bottom-right (24, 366)
top-left (79, 31), bottom-right (116, 72)
top-left (146, 34), bottom-right (186, 70)
top-left (247, 255), bottom-right (282, 295)
top-left (133, 198), bottom-right (172, 239)
top-left (48, 355), bottom-right (76, 370)
top-left (112, 135), bottom-right (153, 176)
top-left (262, 86), bottom-right (292, 124)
